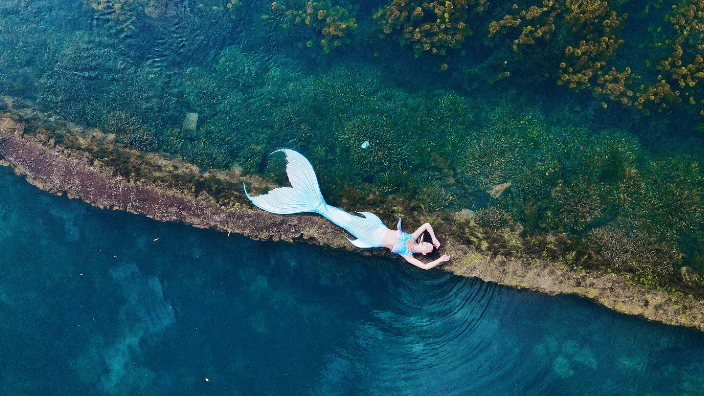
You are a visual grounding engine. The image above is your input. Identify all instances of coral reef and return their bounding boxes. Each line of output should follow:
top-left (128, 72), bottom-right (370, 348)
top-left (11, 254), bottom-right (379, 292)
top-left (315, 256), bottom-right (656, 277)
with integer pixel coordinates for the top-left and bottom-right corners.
top-left (2, 106), bottom-right (704, 332)
top-left (374, 0), bottom-right (486, 57)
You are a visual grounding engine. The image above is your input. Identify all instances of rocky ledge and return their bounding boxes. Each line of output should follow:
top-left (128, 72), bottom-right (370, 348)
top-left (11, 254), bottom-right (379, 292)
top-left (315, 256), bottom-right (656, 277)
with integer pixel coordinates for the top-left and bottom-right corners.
top-left (1, 106), bottom-right (703, 332)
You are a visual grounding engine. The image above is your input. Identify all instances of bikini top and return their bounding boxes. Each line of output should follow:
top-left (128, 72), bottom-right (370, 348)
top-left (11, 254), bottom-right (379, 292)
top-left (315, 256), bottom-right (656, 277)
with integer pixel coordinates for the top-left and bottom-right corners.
top-left (391, 218), bottom-right (416, 256)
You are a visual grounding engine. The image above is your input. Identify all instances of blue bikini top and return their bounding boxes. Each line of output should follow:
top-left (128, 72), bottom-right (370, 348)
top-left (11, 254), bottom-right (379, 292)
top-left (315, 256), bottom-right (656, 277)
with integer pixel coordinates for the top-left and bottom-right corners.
top-left (391, 218), bottom-right (416, 255)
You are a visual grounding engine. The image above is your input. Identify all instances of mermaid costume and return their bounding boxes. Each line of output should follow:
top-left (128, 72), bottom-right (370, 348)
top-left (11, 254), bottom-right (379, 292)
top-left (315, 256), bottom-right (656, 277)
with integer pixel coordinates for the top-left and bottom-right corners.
top-left (244, 149), bottom-right (391, 249)
top-left (391, 218), bottom-right (416, 255)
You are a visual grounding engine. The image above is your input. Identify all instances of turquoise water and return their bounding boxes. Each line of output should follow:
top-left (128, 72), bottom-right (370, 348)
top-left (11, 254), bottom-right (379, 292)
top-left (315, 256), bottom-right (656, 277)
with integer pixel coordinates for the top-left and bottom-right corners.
top-left (2, 168), bottom-right (704, 394)
top-left (2, 0), bottom-right (704, 394)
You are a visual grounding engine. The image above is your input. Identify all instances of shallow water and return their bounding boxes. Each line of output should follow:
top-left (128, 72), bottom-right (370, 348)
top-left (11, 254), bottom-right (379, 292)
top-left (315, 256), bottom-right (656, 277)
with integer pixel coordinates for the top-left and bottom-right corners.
top-left (2, 170), bottom-right (704, 395)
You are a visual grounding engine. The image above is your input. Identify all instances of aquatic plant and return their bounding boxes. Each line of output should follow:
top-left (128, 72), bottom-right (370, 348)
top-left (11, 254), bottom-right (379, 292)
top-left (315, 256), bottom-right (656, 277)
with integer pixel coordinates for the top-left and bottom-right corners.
top-left (624, 157), bottom-right (704, 268)
top-left (323, 86), bottom-right (476, 211)
top-left (636, 0), bottom-right (704, 113)
top-left (81, 0), bottom-right (138, 30)
top-left (488, 1), bottom-right (560, 49)
top-left (195, 0), bottom-right (242, 16)
top-left (37, 33), bottom-right (122, 125)
top-left (589, 222), bottom-right (680, 281)
top-left (82, 0), bottom-right (242, 24)
top-left (269, 0), bottom-right (358, 53)
top-left (0, 6), bottom-right (51, 98)
top-left (374, 0), bottom-right (486, 57)
top-left (103, 111), bottom-right (158, 151)
top-left (488, 0), bottom-right (632, 105)
top-left (80, 0), bottom-right (244, 71)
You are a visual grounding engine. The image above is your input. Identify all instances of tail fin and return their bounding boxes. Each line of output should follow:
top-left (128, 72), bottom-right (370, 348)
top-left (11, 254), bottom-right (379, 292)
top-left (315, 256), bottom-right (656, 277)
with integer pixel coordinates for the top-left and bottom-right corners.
top-left (244, 149), bottom-right (326, 215)
top-left (344, 211), bottom-right (386, 248)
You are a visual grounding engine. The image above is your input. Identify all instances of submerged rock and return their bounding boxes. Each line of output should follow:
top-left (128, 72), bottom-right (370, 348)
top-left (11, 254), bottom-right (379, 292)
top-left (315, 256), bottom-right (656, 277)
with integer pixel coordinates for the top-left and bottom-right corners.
top-left (183, 112), bottom-right (198, 131)
top-left (487, 181), bottom-right (511, 199)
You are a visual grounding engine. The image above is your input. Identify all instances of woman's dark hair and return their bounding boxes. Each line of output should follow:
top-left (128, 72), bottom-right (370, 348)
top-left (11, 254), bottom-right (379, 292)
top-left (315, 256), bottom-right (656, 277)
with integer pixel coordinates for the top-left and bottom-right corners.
top-left (418, 230), bottom-right (437, 255)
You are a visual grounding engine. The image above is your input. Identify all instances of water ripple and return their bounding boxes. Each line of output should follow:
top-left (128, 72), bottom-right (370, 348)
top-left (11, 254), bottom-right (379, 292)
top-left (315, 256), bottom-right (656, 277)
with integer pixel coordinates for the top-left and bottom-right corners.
top-left (315, 267), bottom-right (554, 395)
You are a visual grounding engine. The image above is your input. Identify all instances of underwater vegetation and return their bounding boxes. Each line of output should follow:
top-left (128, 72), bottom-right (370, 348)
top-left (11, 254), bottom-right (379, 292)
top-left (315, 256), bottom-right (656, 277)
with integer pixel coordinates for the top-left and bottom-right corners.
top-left (81, 0), bottom-right (242, 29)
top-left (487, 0), bottom-right (632, 106)
top-left (268, 0), bottom-right (358, 53)
top-left (483, 0), bottom-right (704, 120)
top-left (374, 0), bottom-right (487, 58)
top-left (1, 0), bottom-right (704, 298)
top-left (70, 0), bottom-right (704, 121)
top-left (20, 0), bottom-right (704, 119)
top-left (635, 0), bottom-right (704, 112)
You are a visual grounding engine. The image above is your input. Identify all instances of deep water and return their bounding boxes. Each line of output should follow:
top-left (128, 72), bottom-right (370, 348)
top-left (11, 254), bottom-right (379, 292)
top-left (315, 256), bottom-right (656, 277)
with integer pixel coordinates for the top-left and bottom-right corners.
top-left (2, 0), bottom-right (704, 394)
top-left (1, 168), bottom-right (704, 395)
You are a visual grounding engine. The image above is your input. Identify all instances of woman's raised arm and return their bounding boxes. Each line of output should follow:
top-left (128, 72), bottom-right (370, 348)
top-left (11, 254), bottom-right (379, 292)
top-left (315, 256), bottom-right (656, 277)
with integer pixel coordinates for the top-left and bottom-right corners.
top-left (411, 223), bottom-right (441, 248)
top-left (401, 254), bottom-right (451, 270)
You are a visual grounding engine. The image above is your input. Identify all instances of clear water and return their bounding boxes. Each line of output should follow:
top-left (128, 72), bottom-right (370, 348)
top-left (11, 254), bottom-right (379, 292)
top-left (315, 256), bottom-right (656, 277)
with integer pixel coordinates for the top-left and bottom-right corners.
top-left (2, 166), bottom-right (704, 395)
top-left (2, 0), bottom-right (704, 394)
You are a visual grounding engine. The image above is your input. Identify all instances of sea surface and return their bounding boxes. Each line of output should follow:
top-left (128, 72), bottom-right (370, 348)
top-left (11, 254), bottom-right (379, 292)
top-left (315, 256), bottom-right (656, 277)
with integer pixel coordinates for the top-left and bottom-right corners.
top-left (2, 0), bottom-right (704, 394)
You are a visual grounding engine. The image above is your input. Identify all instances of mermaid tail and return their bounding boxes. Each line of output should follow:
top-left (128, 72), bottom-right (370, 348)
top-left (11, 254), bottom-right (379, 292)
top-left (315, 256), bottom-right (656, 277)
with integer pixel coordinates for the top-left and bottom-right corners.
top-left (317, 205), bottom-right (386, 248)
top-left (244, 149), bottom-right (387, 248)
top-left (243, 149), bottom-right (325, 215)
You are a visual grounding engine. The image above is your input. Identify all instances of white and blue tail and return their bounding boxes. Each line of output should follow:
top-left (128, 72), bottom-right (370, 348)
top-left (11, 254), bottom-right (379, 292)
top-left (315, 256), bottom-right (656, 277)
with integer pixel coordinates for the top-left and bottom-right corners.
top-left (244, 149), bottom-right (325, 215)
top-left (244, 149), bottom-right (387, 249)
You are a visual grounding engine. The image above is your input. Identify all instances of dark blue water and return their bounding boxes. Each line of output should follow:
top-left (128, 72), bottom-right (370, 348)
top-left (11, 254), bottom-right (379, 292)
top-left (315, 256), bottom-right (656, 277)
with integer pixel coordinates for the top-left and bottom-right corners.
top-left (2, 171), bottom-right (704, 395)
top-left (2, 0), bottom-right (704, 393)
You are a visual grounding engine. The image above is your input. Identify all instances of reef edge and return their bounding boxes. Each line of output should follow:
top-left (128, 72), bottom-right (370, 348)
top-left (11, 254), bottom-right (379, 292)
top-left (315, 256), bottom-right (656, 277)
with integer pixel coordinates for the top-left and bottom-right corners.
top-left (1, 106), bottom-right (703, 332)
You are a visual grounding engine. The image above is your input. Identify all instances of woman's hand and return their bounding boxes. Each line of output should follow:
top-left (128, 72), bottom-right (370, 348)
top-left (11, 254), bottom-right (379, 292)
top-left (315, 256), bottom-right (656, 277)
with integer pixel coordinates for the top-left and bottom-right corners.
top-left (425, 254), bottom-right (451, 269)
top-left (432, 238), bottom-right (441, 249)
top-left (402, 253), bottom-right (451, 270)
